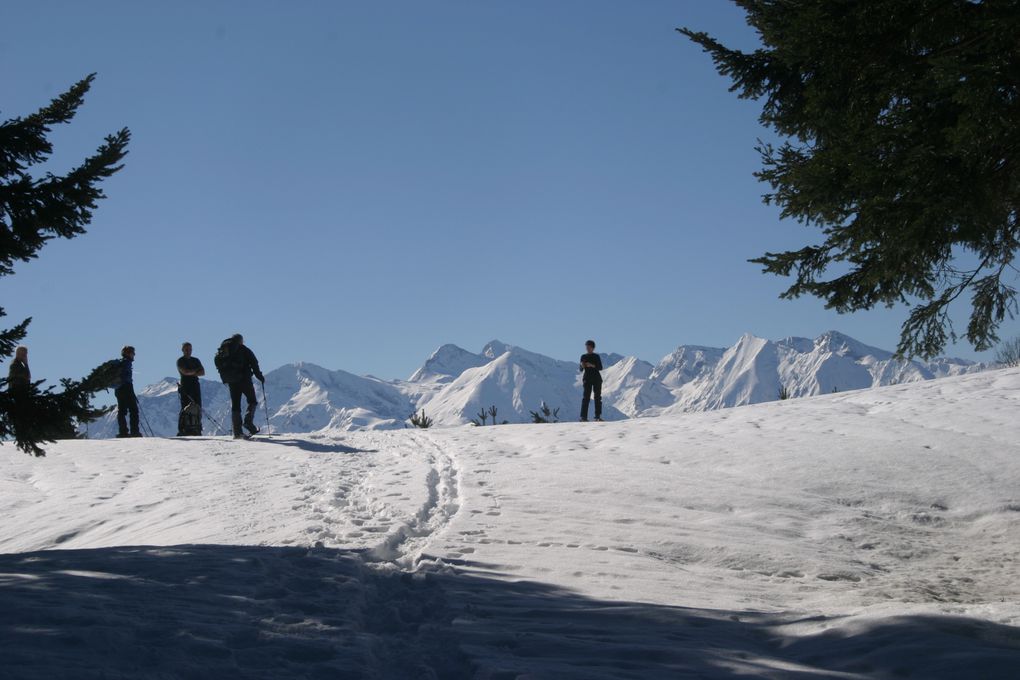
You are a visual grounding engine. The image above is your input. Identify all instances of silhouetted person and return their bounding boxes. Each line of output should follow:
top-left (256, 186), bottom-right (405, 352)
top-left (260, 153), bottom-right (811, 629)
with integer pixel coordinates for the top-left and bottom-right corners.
top-left (7, 345), bottom-right (32, 441)
top-left (115, 345), bottom-right (141, 437)
top-left (579, 339), bottom-right (603, 422)
top-left (7, 345), bottom-right (30, 392)
top-left (214, 333), bottom-right (264, 438)
top-left (177, 341), bottom-right (205, 436)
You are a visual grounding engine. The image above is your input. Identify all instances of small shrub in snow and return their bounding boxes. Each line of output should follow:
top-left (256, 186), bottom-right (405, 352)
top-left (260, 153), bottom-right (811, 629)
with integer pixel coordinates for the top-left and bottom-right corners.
top-left (530, 402), bottom-right (560, 423)
top-left (409, 410), bottom-right (433, 429)
top-left (470, 405), bottom-right (507, 426)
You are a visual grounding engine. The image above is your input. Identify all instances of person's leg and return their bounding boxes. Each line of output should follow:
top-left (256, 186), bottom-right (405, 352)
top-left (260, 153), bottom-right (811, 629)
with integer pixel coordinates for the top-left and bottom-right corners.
top-left (128, 391), bottom-right (140, 436)
top-left (178, 391), bottom-right (189, 436)
top-left (189, 385), bottom-right (203, 434)
top-left (593, 381), bottom-right (602, 420)
top-left (229, 382), bottom-right (244, 437)
top-left (581, 381), bottom-right (592, 421)
top-left (242, 381), bottom-right (258, 433)
top-left (115, 386), bottom-right (129, 436)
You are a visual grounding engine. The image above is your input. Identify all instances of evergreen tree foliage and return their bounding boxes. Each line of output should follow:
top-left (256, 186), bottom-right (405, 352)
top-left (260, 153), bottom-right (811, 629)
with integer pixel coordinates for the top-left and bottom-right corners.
top-left (680, 1), bottom-right (1020, 358)
top-left (0, 75), bottom-right (130, 455)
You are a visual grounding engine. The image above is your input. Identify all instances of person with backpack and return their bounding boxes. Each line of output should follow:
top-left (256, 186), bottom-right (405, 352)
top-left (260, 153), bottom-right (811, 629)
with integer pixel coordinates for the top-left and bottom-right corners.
top-left (214, 333), bottom-right (265, 438)
top-left (176, 341), bottom-right (205, 436)
top-left (115, 345), bottom-right (141, 438)
top-left (579, 339), bottom-right (603, 422)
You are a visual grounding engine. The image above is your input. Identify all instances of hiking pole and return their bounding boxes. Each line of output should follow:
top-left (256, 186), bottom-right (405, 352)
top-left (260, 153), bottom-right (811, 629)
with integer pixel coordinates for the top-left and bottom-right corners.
top-left (260, 380), bottom-right (272, 436)
top-left (137, 399), bottom-right (156, 438)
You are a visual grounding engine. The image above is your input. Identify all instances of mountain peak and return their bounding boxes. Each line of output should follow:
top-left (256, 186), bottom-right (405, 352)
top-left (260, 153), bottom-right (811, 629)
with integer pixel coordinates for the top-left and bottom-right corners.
top-left (813, 331), bottom-right (892, 360)
top-left (409, 344), bottom-right (486, 383)
top-left (482, 340), bottom-right (512, 359)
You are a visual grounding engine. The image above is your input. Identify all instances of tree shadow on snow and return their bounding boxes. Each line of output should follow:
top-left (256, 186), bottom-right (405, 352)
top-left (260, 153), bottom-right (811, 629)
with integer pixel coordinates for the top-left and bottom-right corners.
top-left (0, 544), bottom-right (1017, 679)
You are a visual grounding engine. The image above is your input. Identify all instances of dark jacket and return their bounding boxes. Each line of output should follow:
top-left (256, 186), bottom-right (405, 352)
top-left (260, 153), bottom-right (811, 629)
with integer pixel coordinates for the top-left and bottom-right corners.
top-left (216, 339), bottom-right (264, 384)
top-left (7, 359), bottom-right (30, 392)
top-left (579, 352), bottom-right (603, 384)
top-left (117, 358), bottom-right (134, 388)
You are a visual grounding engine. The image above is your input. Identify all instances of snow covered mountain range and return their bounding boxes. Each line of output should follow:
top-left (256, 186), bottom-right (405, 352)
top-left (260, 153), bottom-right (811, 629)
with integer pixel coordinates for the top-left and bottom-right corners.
top-left (89, 331), bottom-right (988, 438)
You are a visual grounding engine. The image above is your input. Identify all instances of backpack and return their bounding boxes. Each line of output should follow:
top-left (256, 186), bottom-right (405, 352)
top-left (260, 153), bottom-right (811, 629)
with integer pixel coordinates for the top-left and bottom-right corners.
top-left (214, 338), bottom-right (247, 383)
top-left (179, 401), bottom-right (202, 435)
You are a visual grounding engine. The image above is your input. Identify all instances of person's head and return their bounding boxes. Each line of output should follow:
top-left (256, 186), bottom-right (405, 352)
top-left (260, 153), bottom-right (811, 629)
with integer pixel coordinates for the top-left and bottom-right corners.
top-left (122, 345), bottom-right (136, 359)
top-left (585, 340), bottom-right (596, 352)
top-left (231, 333), bottom-right (244, 346)
top-left (181, 342), bottom-right (192, 357)
top-left (15, 345), bottom-right (27, 362)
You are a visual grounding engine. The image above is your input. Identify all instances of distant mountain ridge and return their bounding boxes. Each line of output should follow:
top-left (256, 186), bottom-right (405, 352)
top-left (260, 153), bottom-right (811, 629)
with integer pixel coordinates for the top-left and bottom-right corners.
top-left (89, 331), bottom-right (990, 437)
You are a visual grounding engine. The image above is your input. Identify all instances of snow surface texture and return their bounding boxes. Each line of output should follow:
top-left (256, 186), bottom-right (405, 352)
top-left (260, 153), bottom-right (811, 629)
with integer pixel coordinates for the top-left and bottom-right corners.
top-left (3, 369), bottom-right (1019, 678)
top-left (90, 331), bottom-right (987, 438)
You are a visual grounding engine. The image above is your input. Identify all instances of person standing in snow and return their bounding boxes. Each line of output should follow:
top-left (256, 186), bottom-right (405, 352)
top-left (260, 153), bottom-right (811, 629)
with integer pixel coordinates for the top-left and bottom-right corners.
top-left (176, 342), bottom-right (205, 436)
top-left (214, 333), bottom-right (264, 438)
top-left (115, 345), bottom-right (141, 438)
top-left (7, 346), bottom-right (32, 441)
top-left (579, 339), bottom-right (603, 422)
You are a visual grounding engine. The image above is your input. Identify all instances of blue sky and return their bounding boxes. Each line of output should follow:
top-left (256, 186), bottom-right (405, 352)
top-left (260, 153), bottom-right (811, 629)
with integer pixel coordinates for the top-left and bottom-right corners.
top-left (3, 1), bottom-right (1015, 390)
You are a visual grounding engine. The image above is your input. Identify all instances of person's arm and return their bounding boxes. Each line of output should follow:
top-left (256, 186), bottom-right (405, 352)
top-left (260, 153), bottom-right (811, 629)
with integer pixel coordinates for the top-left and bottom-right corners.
top-left (195, 359), bottom-right (205, 378)
top-left (177, 358), bottom-right (199, 377)
top-left (594, 355), bottom-right (604, 371)
top-left (247, 348), bottom-right (265, 383)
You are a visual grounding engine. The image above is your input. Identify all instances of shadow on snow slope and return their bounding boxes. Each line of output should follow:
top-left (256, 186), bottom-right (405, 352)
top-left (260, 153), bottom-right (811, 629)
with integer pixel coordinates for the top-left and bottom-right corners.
top-left (248, 437), bottom-right (380, 455)
top-left (151, 436), bottom-right (378, 455)
top-left (0, 544), bottom-right (1018, 679)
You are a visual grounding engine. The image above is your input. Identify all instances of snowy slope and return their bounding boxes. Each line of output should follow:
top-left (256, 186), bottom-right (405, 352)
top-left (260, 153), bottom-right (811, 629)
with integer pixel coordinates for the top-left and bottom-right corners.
top-left (657, 330), bottom-right (988, 415)
top-left (600, 355), bottom-right (676, 416)
top-left (89, 332), bottom-right (988, 438)
top-left (3, 369), bottom-right (1018, 678)
top-left (651, 343), bottom-right (726, 387)
top-left (266, 362), bottom-right (411, 432)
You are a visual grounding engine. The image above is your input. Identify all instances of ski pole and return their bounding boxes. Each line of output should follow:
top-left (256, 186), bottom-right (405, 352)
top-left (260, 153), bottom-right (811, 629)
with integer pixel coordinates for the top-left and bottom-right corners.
top-left (137, 399), bottom-right (155, 438)
top-left (260, 380), bottom-right (272, 436)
